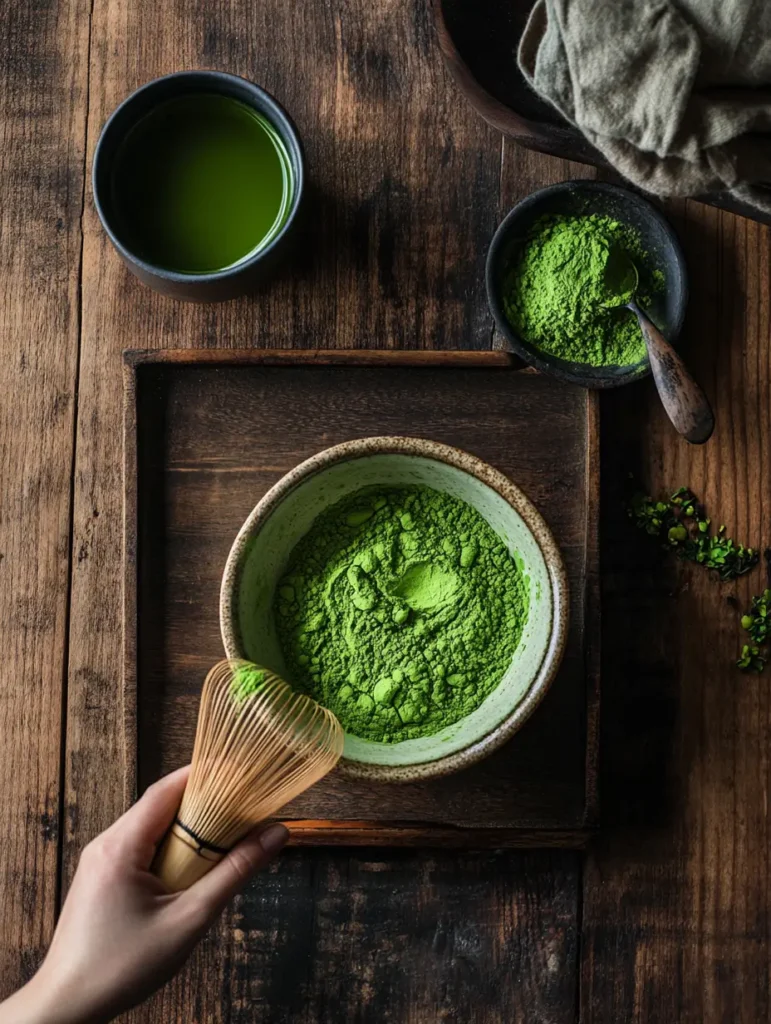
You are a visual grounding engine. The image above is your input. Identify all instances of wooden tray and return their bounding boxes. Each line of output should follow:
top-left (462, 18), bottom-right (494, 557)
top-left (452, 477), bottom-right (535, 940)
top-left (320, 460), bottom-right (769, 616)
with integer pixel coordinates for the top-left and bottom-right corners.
top-left (432, 0), bottom-right (771, 226)
top-left (124, 350), bottom-right (599, 847)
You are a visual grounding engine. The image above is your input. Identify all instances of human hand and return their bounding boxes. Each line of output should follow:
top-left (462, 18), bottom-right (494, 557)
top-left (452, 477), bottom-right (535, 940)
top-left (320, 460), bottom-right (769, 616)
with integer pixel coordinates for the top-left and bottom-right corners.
top-left (1, 766), bottom-right (288, 1024)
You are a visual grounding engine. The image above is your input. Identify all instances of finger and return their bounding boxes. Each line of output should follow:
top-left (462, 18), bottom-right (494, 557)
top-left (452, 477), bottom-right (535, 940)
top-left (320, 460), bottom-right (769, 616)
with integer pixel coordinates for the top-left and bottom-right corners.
top-left (180, 823), bottom-right (289, 920)
top-left (107, 766), bottom-right (191, 854)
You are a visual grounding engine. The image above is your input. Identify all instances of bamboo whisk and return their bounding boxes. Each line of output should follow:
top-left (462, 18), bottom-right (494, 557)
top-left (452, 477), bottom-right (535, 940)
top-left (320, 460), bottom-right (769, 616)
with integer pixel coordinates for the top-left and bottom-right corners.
top-left (153, 659), bottom-right (343, 892)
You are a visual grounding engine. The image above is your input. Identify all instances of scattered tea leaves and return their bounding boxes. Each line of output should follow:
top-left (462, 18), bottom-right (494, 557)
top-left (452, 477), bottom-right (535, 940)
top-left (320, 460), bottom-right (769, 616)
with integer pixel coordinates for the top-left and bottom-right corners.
top-left (628, 483), bottom-right (766, 673)
top-left (738, 645), bottom-right (767, 673)
top-left (628, 487), bottom-right (759, 581)
top-left (737, 589), bottom-right (771, 672)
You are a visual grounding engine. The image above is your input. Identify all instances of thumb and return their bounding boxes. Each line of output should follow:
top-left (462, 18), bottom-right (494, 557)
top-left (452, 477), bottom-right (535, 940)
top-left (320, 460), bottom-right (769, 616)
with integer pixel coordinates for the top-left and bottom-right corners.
top-left (181, 823), bottom-right (289, 920)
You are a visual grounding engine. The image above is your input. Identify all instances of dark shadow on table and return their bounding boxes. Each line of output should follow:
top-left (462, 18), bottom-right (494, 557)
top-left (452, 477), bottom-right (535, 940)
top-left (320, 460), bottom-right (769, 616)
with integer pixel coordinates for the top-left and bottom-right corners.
top-left (599, 383), bottom-right (682, 829)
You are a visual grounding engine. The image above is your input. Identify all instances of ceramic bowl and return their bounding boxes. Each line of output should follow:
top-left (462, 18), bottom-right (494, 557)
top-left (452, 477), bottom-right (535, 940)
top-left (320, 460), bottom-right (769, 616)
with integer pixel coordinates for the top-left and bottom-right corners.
top-left (220, 436), bottom-right (568, 783)
top-left (92, 71), bottom-right (304, 302)
top-left (486, 180), bottom-right (688, 388)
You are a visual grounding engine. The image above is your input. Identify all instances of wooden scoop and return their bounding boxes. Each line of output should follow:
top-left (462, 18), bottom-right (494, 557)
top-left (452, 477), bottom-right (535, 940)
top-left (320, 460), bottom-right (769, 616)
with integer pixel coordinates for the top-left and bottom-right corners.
top-left (603, 250), bottom-right (714, 444)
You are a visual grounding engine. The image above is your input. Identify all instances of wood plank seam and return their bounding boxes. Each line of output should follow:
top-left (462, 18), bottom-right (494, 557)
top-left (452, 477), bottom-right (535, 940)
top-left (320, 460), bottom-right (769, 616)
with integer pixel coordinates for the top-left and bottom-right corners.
top-left (583, 390), bottom-right (601, 828)
top-left (123, 360), bottom-right (139, 811)
top-left (55, 0), bottom-right (97, 922)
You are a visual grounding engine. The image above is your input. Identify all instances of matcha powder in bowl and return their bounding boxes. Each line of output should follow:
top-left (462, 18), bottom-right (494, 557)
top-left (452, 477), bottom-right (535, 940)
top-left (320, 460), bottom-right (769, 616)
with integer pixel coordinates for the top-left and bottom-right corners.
top-left (221, 437), bottom-right (569, 782)
top-left (503, 213), bottom-right (661, 367)
top-left (274, 486), bottom-right (529, 744)
top-left (486, 181), bottom-right (688, 388)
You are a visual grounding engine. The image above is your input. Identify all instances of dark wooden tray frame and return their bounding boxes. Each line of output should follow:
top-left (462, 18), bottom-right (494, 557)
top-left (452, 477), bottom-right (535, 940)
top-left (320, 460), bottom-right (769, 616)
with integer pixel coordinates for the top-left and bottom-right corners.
top-left (123, 349), bottom-right (600, 847)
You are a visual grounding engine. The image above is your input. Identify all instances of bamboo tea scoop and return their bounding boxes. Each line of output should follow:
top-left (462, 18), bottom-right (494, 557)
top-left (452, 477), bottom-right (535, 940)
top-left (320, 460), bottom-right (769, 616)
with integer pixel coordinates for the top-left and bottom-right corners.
top-left (603, 249), bottom-right (714, 445)
top-left (152, 660), bottom-right (344, 892)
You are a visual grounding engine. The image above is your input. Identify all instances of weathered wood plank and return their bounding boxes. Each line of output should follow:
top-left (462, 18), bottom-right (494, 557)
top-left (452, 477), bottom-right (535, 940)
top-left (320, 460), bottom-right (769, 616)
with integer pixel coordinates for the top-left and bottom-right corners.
top-left (498, 117), bottom-right (771, 1024)
top-left (0, 0), bottom-right (88, 996)
top-left (581, 203), bottom-right (771, 1023)
top-left (150, 848), bottom-right (580, 1024)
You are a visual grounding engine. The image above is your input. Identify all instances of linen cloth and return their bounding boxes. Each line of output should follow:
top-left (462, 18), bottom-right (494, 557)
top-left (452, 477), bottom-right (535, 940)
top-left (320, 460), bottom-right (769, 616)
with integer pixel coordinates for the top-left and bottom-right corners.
top-left (518, 0), bottom-right (771, 212)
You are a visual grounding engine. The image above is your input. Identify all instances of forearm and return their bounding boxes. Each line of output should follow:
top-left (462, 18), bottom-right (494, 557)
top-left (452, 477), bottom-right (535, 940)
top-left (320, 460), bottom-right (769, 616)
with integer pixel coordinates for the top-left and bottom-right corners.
top-left (0, 971), bottom-right (108, 1024)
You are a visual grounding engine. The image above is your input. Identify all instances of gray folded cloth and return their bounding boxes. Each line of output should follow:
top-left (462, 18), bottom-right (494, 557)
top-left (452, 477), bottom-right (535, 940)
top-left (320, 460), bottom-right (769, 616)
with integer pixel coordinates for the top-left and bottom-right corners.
top-left (518, 0), bottom-right (771, 213)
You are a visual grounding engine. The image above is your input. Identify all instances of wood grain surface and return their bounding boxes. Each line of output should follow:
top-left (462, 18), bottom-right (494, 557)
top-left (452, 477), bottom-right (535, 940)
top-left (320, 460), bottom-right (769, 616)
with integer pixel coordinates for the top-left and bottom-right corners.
top-left (66, 1), bottom-right (513, 904)
top-left (0, 0), bottom-right (88, 996)
top-left (581, 204), bottom-right (771, 1022)
top-left (0, 0), bottom-right (770, 1017)
top-left (125, 354), bottom-right (599, 844)
top-left (161, 847), bottom-right (580, 1024)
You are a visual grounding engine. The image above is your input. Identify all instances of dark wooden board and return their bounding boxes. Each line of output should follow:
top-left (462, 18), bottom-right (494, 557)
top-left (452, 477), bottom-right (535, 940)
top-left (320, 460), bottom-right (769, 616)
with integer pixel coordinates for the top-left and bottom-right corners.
top-left (124, 349), bottom-right (599, 847)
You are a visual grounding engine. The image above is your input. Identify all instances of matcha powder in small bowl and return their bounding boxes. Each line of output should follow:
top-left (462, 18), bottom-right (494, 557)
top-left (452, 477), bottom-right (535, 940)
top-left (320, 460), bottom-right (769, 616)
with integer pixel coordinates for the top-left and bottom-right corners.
top-left (502, 213), bottom-right (662, 367)
top-left (273, 485), bottom-right (529, 744)
top-left (486, 182), bottom-right (688, 388)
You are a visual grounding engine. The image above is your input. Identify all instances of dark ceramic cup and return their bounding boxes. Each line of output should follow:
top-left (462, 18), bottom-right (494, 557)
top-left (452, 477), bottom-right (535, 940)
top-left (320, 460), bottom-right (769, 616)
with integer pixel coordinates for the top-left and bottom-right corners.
top-left (92, 71), bottom-right (305, 302)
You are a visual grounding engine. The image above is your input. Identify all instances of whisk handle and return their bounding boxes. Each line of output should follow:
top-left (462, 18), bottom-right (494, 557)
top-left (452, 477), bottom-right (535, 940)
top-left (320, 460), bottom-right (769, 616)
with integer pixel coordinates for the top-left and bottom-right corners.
top-left (152, 821), bottom-right (226, 892)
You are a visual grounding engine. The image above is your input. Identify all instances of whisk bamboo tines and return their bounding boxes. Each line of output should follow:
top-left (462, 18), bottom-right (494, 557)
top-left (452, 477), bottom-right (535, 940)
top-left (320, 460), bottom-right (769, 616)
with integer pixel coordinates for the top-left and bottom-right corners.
top-left (152, 659), bottom-right (344, 892)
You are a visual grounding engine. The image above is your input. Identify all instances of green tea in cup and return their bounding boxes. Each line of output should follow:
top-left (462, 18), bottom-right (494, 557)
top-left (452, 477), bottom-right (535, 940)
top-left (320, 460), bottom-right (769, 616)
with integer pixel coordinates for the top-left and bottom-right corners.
top-left (110, 93), bottom-right (294, 274)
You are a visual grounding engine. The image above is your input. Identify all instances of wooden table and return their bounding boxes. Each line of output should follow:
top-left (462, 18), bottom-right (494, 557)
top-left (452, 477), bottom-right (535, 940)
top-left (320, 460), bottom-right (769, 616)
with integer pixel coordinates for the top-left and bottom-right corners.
top-left (1, 0), bottom-right (770, 1020)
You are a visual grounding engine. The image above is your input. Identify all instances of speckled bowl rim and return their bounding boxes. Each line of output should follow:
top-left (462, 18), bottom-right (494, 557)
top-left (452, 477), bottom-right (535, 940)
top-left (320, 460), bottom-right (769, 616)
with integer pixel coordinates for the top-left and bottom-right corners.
top-left (220, 436), bottom-right (569, 783)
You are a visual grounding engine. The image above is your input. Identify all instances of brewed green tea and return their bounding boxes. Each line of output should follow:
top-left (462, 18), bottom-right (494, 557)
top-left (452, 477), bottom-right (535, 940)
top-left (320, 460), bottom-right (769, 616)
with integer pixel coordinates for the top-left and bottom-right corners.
top-left (111, 94), bottom-right (292, 273)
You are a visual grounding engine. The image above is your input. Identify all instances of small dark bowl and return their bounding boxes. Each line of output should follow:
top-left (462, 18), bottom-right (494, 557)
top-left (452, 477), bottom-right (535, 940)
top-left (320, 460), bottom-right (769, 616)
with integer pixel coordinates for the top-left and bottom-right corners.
top-left (485, 181), bottom-right (688, 388)
top-left (92, 71), bottom-right (305, 302)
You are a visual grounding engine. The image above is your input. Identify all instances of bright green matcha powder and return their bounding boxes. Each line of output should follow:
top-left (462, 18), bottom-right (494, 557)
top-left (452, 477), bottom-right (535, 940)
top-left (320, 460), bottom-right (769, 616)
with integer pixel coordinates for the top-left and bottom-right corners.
top-left (274, 486), bottom-right (529, 743)
top-left (503, 213), bottom-right (663, 367)
top-left (230, 664), bottom-right (266, 703)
